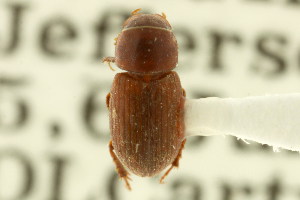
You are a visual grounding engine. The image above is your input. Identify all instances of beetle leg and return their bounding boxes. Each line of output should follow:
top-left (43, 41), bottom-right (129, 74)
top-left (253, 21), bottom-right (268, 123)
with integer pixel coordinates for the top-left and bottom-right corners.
top-left (160, 139), bottom-right (186, 184)
top-left (161, 12), bottom-right (167, 19)
top-left (182, 88), bottom-right (186, 97)
top-left (131, 8), bottom-right (141, 15)
top-left (106, 93), bottom-right (110, 109)
top-left (102, 57), bottom-right (116, 71)
top-left (109, 140), bottom-right (132, 190)
top-left (114, 33), bottom-right (120, 45)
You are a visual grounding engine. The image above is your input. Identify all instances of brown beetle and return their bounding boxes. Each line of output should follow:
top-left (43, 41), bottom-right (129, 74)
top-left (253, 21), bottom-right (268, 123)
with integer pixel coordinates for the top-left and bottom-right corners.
top-left (103, 9), bottom-right (186, 190)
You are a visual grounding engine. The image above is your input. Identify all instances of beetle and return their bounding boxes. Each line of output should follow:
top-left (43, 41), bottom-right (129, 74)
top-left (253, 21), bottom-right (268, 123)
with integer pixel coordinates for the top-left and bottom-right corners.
top-left (103, 8), bottom-right (186, 190)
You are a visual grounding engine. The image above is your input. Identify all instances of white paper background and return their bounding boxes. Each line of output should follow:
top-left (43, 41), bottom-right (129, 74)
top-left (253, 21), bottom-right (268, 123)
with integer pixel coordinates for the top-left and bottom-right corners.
top-left (1, 0), bottom-right (300, 199)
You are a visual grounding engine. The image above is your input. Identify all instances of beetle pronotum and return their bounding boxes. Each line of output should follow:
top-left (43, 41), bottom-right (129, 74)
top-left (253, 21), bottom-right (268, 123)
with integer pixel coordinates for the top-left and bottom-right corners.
top-left (103, 8), bottom-right (186, 190)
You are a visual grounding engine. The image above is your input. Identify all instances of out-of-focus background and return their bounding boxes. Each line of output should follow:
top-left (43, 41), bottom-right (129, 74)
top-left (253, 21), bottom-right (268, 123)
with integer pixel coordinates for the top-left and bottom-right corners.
top-left (1, 0), bottom-right (300, 199)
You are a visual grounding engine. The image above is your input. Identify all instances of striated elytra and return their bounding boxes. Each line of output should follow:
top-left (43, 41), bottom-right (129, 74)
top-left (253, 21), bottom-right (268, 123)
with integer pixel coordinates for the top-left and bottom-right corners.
top-left (103, 8), bottom-right (186, 190)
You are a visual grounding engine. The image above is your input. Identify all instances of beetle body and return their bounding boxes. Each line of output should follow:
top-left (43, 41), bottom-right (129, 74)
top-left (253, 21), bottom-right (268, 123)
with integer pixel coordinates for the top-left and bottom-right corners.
top-left (104, 9), bottom-right (186, 190)
top-left (109, 72), bottom-right (184, 176)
